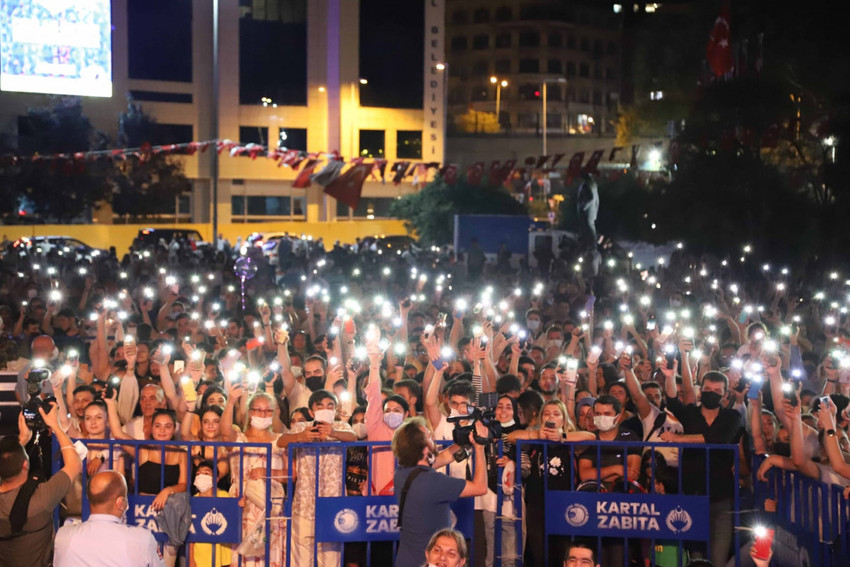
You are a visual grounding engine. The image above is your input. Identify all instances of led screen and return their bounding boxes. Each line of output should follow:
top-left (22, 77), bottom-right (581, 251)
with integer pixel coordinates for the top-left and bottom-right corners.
top-left (1, 0), bottom-right (112, 97)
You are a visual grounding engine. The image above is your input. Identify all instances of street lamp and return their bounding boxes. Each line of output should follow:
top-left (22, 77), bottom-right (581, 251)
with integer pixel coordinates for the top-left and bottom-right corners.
top-left (490, 76), bottom-right (508, 125)
top-left (542, 77), bottom-right (567, 155)
top-left (350, 78), bottom-right (368, 159)
top-left (436, 63), bottom-right (449, 162)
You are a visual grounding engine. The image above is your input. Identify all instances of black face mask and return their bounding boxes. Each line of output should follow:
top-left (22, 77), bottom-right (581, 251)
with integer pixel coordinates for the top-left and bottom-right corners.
top-left (700, 391), bottom-right (723, 410)
top-left (773, 442), bottom-right (791, 457)
top-left (306, 375), bottom-right (325, 392)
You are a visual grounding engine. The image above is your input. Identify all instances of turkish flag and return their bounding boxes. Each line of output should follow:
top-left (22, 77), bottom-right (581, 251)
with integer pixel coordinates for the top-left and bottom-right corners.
top-left (292, 159), bottom-right (319, 188)
top-left (441, 164), bottom-right (459, 185)
top-left (551, 153), bottom-right (565, 167)
top-left (566, 152), bottom-right (585, 178)
top-left (583, 150), bottom-right (605, 174)
top-left (467, 161), bottom-right (485, 185)
top-left (391, 162), bottom-right (410, 185)
top-left (324, 162), bottom-right (372, 209)
top-left (706, 0), bottom-right (733, 77)
top-left (493, 159), bottom-right (516, 186)
top-left (536, 155), bottom-right (550, 169)
top-left (311, 158), bottom-right (345, 187)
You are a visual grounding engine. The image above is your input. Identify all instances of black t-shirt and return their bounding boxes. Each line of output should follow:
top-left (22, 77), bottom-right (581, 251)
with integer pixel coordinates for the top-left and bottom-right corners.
top-left (578, 427), bottom-right (642, 473)
top-left (665, 397), bottom-right (744, 500)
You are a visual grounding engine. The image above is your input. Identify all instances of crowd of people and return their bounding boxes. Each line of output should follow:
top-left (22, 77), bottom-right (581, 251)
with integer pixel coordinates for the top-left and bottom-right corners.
top-left (0, 230), bottom-right (847, 567)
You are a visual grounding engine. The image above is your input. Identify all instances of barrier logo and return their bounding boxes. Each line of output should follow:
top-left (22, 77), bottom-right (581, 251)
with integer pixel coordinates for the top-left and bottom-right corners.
top-left (200, 508), bottom-right (228, 536)
top-left (665, 506), bottom-right (693, 534)
top-left (335, 508), bottom-right (360, 534)
top-left (565, 503), bottom-right (590, 527)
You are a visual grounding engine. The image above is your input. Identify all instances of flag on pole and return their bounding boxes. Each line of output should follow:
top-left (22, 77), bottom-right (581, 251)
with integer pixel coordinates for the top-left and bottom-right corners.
top-left (706, 0), bottom-right (733, 77)
top-left (324, 162), bottom-right (372, 209)
top-left (292, 159), bottom-right (319, 188)
top-left (310, 158), bottom-right (345, 186)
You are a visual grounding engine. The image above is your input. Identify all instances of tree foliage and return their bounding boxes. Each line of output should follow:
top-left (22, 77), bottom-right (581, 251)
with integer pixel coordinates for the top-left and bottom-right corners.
top-left (12, 97), bottom-right (112, 221)
top-left (389, 176), bottom-right (527, 245)
top-left (453, 109), bottom-right (500, 134)
top-left (111, 100), bottom-right (191, 218)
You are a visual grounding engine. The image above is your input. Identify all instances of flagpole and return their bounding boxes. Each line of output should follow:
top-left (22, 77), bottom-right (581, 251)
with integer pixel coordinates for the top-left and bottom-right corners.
top-left (211, 0), bottom-right (219, 248)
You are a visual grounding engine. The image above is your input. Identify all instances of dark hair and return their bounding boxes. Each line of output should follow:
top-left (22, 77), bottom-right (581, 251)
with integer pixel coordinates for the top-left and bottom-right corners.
top-left (199, 385), bottom-right (227, 410)
top-left (394, 379), bottom-right (422, 404)
top-left (446, 379), bottom-right (475, 402)
top-left (200, 404), bottom-right (224, 420)
top-left (152, 408), bottom-right (177, 426)
top-left (702, 371), bottom-right (729, 392)
top-left (73, 384), bottom-right (98, 398)
top-left (194, 459), bottom-right (216, 477)
top-left (517, 389), bottom-right (544, 421)
top-left (392, 416), bottom-right (430, 467)
top-left (291, 407), bottom-right (313, 422)
top-left (565, 540), bottom-right (597, 564)
top-left (304, 354), bottom-right (328, 371)
top-left (594, 394), bottom-right (622, 415)
top-left (349, 406), bottom-right (366, 425)
top-left (0, 436), bottom-right (26, 479)
top-left (496, 374), bottom-right (523, 395)
top-left (308, 389), bottom-right (337, 410)
top-left (383, 394), bottom-right (410, 415)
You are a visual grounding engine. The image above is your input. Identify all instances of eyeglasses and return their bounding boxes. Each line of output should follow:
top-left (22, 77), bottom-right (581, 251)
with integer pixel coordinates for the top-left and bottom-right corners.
top-left (250, 408), bottom-right (274, 416)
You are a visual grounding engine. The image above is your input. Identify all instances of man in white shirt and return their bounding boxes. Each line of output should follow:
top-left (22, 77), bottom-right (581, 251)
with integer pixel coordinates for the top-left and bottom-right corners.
top-left (54, 471), bottom-right (163, 567)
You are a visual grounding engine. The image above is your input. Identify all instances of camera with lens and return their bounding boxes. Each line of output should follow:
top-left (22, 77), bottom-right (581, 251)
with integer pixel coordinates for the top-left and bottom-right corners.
top-left (22, 367), bottom-right (55, 431)
top-left (447, 392), bottom-right (501, 462)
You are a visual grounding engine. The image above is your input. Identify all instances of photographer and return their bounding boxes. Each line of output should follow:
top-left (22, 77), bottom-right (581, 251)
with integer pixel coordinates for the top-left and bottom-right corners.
top-left (0, 405), bottom-right (82, 566)
top-left (392, 416), bottom-right (489, 567)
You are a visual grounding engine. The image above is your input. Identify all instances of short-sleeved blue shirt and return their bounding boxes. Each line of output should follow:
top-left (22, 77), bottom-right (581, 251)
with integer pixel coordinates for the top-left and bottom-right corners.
top-left (393, 465), bottom-right (466, 567)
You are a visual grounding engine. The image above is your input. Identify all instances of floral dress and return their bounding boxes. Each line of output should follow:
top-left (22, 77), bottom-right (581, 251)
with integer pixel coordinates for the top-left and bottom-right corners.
top-left (229, 432), bottom-right (286, 567)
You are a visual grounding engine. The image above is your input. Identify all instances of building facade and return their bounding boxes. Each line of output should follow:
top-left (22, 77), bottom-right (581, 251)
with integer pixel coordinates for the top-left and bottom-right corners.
top-left (445, 0), bottom-right (622, 137)
top-left (0, 0), bottom-right (444, 225)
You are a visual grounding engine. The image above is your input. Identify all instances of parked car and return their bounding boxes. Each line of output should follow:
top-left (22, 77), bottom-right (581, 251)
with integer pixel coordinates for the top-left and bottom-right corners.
top-left (132, 228), bottom-right (208, 250)
top-left (10, 236), bottom-right (106, 260)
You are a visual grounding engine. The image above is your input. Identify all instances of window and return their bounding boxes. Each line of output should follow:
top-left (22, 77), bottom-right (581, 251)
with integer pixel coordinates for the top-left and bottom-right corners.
top-left (278, 128), bottom-right (307, 151)
top-left (471, 87), bottom-right (489, 101)
top-left (579, 90), bottom-right (590, 103)
top-left (239, 0), bottom-right (307, 105)
top-left (519, 59), bottom-right (540, 73)
top-left (579, 63), bottom-right (589, 77)
top-left (593, 90), bottom-right (603, 105)
top-left (593, 39), bottom-right (604, 57)
top-left (473, 34), bottom-right (489, 50)
top-left (495, 33), bottom-right (512, 48)
top-left (359, 130), bottom-right (385, 158)
top-left (517, 112), bottom-right (538, 129)
top-left (567, 62), bottom-right (577, 77)
top-left (231, 195), bottom-right (304, 221)
top-left (147, 124), bottom-right (193, 146)
top-left (473, 8), bottom-right (490, 23)
top-left (240, 126), bottom-right (269, 146)
top-left (594, 65), bottom-right (603, 79)
top-left (129, 91), bottom-right (192, 104)
top-left (547, 85), bottom-right (562, 101)
top-left (607, 41), bottom-right (618, 55)
top-left (546, 113), bottom-right (561, 128)
top-left (451, 36), bottom-right (468, 51)
top-left (519, 31), bottom-right (540, 47)
top-left (606, 67), bottom-right (617, 79)
top-left (337, 197), bottom-right (397, 219)
top-left (580, 37), bottom-right (590, 52)
top-left (548, 32), bottom-right (563, 47)
top-left (397, 131), bottom-right (422, 159)
top-left (472, 61), bottom-right (489, 77)
top-left (451, 10), bottom-right (468, 24)
top-left (128, 0), bottom-right (192, 82)
top-left (495, 6), bottom-right (512, 21)
top-left (248, 196), bottom-right (289, 216)
top-left (494, 59), bottom-right (511, 74)
top-left (547, 59), bottom-right (563, 74)
top-left (518, 84), bottom-right (541, 101)
top-left (567, 35), bottom-right (576, 49)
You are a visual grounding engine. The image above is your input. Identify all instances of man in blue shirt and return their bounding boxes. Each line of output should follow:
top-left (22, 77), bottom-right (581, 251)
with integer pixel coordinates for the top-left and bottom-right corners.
top-left (392, 416), bottom-right (488, 567)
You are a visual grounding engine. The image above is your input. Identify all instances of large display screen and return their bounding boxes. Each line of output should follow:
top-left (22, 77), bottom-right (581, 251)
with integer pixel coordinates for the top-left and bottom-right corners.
top-left (0, 0), bottom-right (112, 97)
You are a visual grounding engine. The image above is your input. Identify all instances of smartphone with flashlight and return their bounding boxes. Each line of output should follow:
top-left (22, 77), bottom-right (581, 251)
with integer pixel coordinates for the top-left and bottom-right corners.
top-left (752, 527), bottom-right (774, 561)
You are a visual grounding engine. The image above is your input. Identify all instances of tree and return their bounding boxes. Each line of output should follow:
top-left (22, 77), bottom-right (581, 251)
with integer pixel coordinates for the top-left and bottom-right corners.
top-left (110, 99), bottom-right (192, 219)
top-left (453, 109), bottom-right (501, 134)
top-left (13, 97), bottom-right (112, 221)
top-left (389, 175), bottom-right (527, 245)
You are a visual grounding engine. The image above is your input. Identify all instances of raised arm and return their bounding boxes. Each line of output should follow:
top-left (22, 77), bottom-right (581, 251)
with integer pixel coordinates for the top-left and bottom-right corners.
top-left (623, 356), bottom-right (653, 420)
top-left (220, 384), bottom-right (243, 442)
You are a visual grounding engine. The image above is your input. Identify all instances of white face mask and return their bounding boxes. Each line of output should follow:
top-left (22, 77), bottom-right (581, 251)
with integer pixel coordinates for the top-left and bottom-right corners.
top-left (527, 320), bottom-right (541, 331)
top-left (313, 408), bottom-right (336, 424)
top-left (250, 415), bottom-right (273, 430)
top-left (194, 473), bottom-right (214, 493)
top-left (352, 422), bottom-right (368, 439)
top-left (549, 339), bottom-right (564, 348)
top-left (593, 415), bottom-right (618, 432)
top-left (500, 419), bottom-right (516, 428)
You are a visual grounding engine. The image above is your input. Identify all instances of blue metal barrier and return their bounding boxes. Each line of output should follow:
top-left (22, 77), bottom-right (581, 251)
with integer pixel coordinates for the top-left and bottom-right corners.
top-left (52, 437), bottom-right (277, 567)
top-left (754, 454), bottom-right (850, 567)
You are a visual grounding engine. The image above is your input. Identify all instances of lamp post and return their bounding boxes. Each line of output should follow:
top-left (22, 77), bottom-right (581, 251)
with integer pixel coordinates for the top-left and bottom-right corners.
top-left (542, 77), bottom-right (567, 155)
top-left (436, 63), bottom-right (448, 162)
top-left (350, 78), bottom-right (368, 159)
top-left (490, 76), bottom-right (508, 126)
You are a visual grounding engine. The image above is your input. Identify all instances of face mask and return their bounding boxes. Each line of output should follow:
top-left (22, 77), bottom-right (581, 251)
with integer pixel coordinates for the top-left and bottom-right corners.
top-left (593, 415), bottom-right (618, 432)
top-left (382, 412), bottom-right (404, 430)
top-left (500, 419), bottom-right (516, 428)
top-left (314, 408), bottom-right (336, 424)
top-left (549, 339), bottom-right (564, 349)
top-left (700, 391), bottom-right (723, 410)
top-left (426, 449), bottom-right (436, 467)
top-left (27, 288), bottom-right (38, 299)
top-left (306, 375), bottom-right (325, 392)
top-left (352, 422), bottom-right (368, 439)
top-left (527, 320), bottom-right (541, 331)
top-left (194, 473), bottom-right (214, 493)
top-left (670, 299), bottom-right (682, 308)
top-left (251, 415), bottom-right (273, 430)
